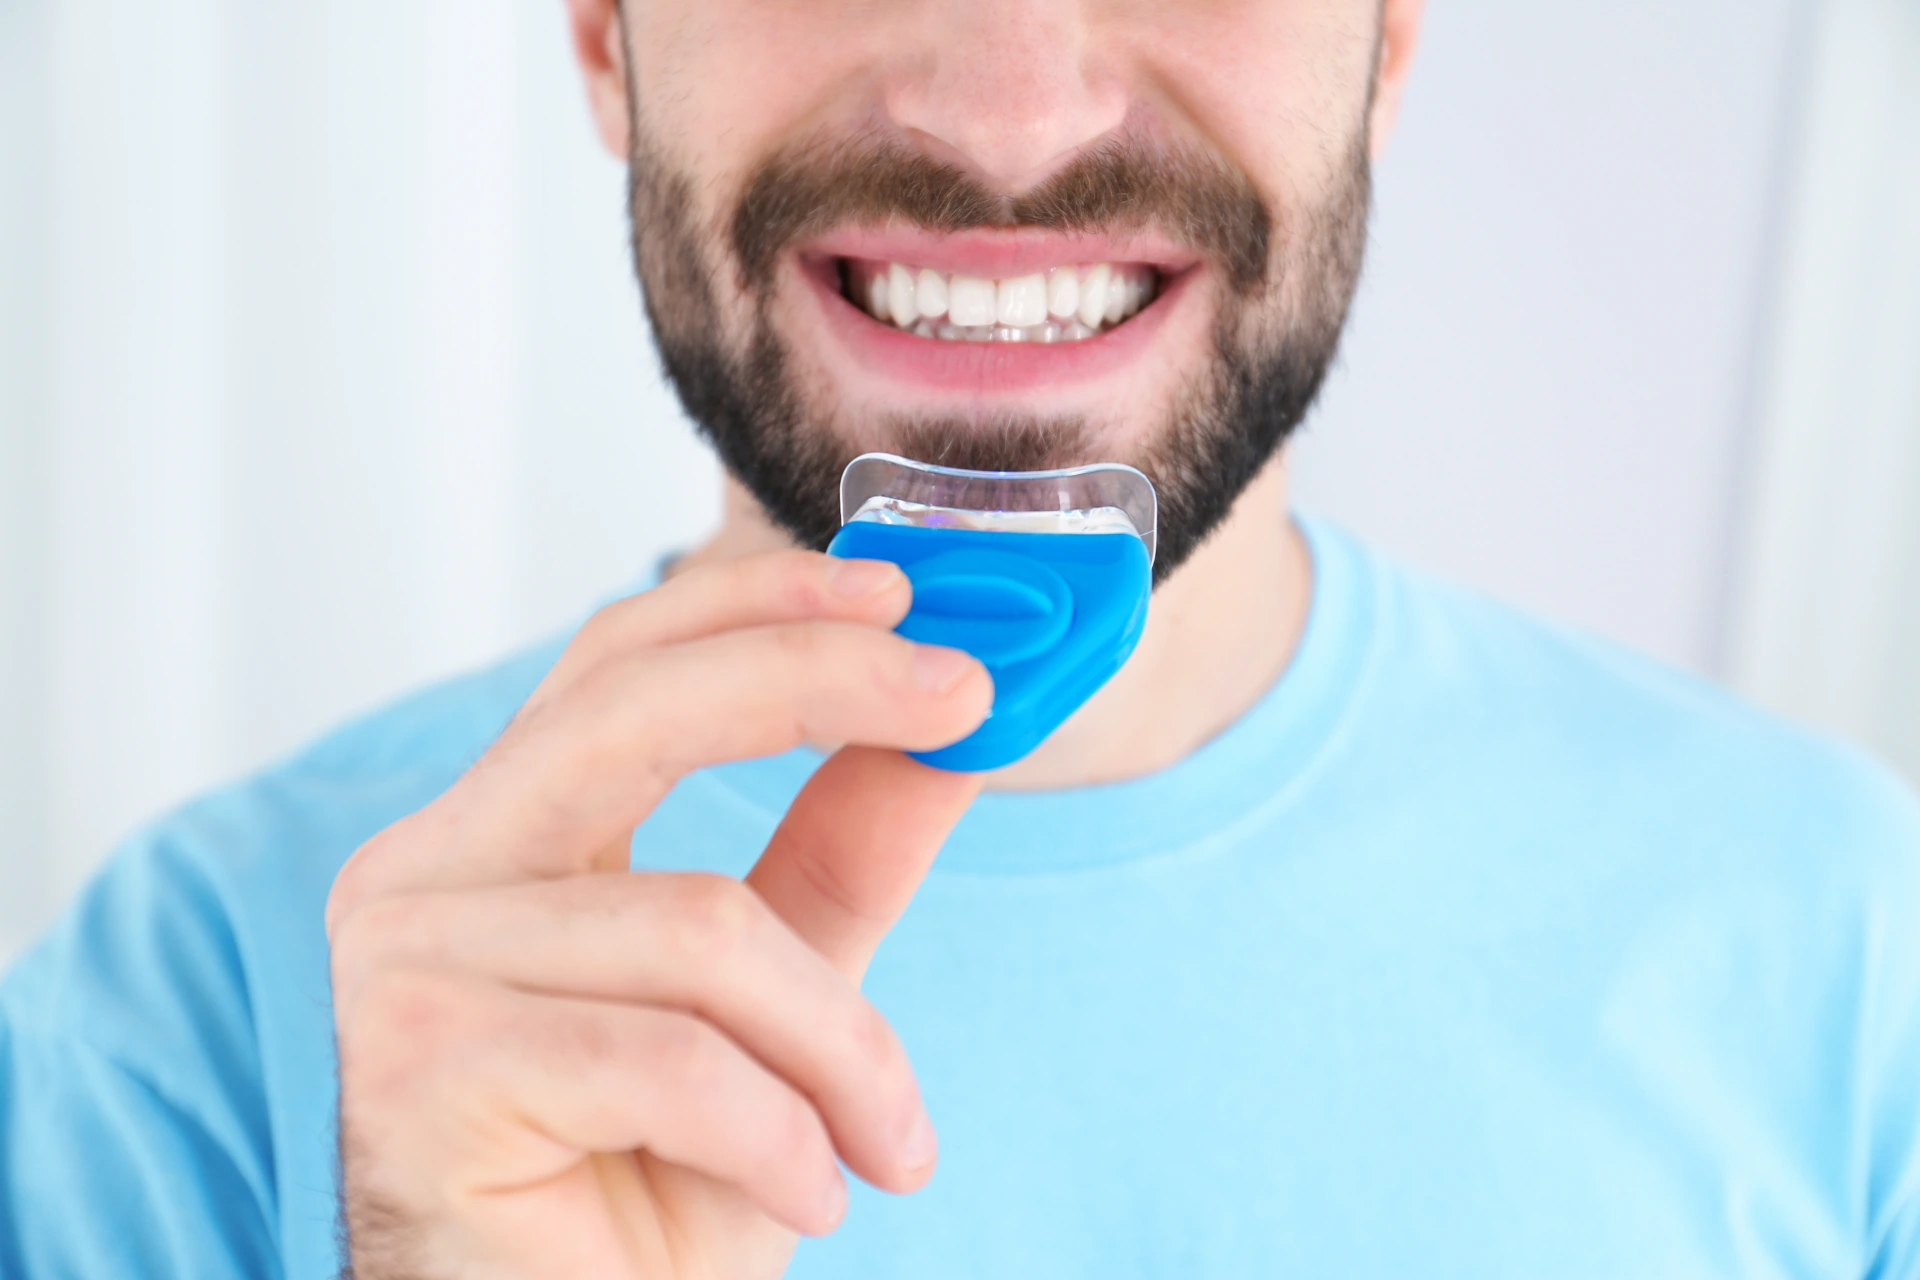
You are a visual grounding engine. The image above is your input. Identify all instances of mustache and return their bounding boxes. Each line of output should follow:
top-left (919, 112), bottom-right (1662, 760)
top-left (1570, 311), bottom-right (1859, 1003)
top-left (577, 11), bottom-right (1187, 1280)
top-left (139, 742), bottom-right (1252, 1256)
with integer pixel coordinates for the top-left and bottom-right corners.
top-left (728, 132), bottom-right (1272, 297)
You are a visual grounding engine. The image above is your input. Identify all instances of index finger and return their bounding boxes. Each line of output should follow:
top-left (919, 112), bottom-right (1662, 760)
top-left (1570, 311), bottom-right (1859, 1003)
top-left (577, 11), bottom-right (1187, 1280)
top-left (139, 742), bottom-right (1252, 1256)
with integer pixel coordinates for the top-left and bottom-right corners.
top-left (527, 549), bottom-right (911, 711)
top-left (328, 622), bottom-right (989, 926)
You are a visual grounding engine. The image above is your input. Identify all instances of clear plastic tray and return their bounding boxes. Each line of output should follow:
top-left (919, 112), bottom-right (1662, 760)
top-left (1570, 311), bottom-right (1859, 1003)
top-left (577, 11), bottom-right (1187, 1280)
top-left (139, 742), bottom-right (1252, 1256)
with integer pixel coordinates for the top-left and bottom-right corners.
top-left (839, 453), bottom-right (1158, 564)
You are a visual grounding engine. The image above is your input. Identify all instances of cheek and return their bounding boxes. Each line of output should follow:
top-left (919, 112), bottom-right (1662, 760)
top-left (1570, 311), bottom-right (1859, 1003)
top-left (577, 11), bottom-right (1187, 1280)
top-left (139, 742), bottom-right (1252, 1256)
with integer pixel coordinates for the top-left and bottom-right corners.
top-left (629, 2), bottom-right (884, 190)
top-left (1109, 0), bottom-right (1377, 207)
top-left (627, 2), bottom-right (891, 318)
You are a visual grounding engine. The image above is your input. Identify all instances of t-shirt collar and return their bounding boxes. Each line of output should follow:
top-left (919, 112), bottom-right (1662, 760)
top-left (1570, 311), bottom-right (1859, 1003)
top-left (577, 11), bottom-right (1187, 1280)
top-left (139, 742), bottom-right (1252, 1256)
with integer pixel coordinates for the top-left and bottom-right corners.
top-left (695, 514), bottom-right (1384, 877)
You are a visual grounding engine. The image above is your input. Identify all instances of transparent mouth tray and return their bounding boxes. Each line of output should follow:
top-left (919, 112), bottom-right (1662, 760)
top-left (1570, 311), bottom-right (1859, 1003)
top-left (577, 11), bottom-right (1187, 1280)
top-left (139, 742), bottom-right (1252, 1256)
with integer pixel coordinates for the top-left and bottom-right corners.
top-left (827, 452), bottom-right (1157, 772)
top-left (840, 453), bottom-right (1158, 565)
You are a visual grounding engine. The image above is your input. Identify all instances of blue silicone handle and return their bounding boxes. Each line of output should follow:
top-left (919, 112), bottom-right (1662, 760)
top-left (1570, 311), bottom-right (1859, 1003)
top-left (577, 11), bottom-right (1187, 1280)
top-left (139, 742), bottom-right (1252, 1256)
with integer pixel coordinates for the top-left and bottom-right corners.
top-left (826, 521), bottom-right (1151, 771)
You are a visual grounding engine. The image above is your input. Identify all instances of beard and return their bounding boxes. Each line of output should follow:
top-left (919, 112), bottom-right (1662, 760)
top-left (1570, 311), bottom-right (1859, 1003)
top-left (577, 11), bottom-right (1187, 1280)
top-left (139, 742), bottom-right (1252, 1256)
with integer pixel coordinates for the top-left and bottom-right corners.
top-left (624, 121), bottom-right (1372, 583)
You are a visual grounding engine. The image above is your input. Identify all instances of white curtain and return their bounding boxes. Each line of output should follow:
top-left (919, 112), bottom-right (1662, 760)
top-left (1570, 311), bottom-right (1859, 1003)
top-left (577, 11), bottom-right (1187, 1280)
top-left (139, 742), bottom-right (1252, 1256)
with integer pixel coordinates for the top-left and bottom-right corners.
top-left (0, 0), bottom-right (720, 953)
top-left (1727, 0), bottom-right (1920, 783)
top-left (4, 0), bottom-right (1916, 959)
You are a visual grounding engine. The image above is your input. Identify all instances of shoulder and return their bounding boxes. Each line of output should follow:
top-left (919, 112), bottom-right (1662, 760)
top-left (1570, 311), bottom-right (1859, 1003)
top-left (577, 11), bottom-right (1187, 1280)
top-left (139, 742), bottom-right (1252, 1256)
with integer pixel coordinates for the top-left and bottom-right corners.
top-left (0, 634), bottom-right (567, 1067)
top-left (1338, 529), bottom-right (1920, 894)
top-left (0, 635), bottom-right (573, 1275)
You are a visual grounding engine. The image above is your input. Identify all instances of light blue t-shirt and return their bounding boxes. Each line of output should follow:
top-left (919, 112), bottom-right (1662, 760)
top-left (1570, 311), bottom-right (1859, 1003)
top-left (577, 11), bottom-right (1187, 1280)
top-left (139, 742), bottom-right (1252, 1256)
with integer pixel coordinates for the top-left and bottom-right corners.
top-left (5, 519), bottom-right (1920, 1278)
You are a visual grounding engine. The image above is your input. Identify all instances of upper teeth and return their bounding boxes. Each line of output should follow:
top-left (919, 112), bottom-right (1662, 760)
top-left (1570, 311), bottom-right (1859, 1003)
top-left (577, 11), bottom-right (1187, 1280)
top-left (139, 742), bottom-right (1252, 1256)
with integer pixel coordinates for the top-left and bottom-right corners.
top-left (849, 261), bottom-right (1157, 342)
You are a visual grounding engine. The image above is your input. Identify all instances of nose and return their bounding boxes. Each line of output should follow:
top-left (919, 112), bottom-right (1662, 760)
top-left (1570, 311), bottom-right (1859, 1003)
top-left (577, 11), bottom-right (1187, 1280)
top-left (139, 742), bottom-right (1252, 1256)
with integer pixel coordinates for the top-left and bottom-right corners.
top-left (884, 0), bottom-right (1128, 192)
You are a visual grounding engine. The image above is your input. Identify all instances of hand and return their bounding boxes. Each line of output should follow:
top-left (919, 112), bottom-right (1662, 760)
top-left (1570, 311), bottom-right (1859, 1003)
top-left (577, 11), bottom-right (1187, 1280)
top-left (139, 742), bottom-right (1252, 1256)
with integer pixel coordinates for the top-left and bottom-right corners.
top-left (324, 550), bottom-right (992, 1279)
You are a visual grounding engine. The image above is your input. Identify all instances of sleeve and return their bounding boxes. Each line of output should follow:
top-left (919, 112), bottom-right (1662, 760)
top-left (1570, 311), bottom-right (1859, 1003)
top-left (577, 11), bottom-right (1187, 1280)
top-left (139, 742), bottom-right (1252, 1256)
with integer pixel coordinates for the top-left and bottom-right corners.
top-left (0, 825), bottom-right (284, 1280)
top-left (0, 1026), bottom-right (279, 1279)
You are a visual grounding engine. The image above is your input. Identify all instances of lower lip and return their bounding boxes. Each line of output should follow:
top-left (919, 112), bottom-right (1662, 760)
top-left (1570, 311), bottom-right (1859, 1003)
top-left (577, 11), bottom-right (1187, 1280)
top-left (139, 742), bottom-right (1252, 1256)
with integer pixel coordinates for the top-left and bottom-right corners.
top-left (800, 257), bottom-right (1194, 396)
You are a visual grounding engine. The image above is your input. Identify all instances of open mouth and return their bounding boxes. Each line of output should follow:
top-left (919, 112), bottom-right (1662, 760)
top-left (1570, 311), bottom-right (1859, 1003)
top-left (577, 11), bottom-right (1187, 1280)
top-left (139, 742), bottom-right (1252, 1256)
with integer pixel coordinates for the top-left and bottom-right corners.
top-left (840, 258), bottom-right (1160, 343)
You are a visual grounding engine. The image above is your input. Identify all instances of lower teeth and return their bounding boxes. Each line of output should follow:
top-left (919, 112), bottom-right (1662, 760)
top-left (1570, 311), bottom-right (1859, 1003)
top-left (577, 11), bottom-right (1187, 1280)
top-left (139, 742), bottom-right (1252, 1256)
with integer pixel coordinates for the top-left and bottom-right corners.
top-left (907, 319), bottom-right (1099, 343)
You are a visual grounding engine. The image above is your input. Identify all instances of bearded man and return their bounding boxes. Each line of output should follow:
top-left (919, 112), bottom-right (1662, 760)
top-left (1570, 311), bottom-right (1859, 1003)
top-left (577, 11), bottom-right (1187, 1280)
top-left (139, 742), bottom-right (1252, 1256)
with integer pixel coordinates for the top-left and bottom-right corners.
top-left (5, 1), bottom-right (1919, 1277)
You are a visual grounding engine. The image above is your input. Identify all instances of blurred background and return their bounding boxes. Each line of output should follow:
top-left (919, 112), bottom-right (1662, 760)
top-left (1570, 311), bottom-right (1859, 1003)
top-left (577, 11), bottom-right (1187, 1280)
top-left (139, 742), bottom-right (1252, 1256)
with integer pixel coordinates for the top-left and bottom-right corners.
top-left (2, 0), bottom-right (1917, 962)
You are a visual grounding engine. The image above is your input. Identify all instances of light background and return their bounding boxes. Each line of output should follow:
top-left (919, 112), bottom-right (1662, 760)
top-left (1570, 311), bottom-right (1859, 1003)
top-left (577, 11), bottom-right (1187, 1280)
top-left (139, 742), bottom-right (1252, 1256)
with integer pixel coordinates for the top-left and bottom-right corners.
top-left (3, 0), bottom-right (1917, 959)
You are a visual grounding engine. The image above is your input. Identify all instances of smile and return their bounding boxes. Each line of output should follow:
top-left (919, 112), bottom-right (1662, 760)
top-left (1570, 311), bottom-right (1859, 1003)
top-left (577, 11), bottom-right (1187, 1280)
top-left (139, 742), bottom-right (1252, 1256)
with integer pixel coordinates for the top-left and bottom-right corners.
top-left (840, 259), bottom-right (1161, 343)
top-left (796, 229), bottom-right (1199, 393)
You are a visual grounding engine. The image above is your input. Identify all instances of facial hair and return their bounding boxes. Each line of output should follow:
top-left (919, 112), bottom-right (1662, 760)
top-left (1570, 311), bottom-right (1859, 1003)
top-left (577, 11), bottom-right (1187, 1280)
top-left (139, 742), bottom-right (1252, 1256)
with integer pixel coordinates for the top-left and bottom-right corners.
top-left (625, 123), bottom-right (1371, 582)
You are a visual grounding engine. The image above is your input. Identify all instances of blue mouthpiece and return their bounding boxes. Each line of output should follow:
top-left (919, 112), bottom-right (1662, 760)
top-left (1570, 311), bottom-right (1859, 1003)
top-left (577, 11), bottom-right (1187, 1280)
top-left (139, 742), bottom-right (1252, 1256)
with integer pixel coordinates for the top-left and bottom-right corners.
top-left (825, 452), bottom-right (1155, 772)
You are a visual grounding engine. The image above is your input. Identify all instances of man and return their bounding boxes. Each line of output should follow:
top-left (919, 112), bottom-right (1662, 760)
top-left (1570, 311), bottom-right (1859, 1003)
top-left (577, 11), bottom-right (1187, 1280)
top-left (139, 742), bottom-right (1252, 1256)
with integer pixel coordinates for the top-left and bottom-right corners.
top-left (4, 0), bottom-right (1919, 1275)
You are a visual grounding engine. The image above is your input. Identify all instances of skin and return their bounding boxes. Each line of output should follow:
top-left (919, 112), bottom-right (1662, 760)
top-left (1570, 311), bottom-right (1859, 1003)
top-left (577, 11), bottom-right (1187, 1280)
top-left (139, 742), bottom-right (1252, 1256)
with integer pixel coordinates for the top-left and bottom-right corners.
top-left (328, 2), bottom-right (1424, 1276)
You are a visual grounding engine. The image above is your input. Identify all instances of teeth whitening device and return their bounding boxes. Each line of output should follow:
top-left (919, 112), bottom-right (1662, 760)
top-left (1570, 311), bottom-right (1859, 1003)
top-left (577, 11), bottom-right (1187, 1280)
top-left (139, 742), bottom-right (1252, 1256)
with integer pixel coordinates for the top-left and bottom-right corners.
top-left (826, 453), bottom-right (1156, 772)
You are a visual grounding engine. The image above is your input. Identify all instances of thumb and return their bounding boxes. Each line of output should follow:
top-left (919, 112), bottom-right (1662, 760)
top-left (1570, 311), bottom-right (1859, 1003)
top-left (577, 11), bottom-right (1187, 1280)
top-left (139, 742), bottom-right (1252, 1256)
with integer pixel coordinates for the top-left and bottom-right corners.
top-left (747, 746), bottom-right (982, 981)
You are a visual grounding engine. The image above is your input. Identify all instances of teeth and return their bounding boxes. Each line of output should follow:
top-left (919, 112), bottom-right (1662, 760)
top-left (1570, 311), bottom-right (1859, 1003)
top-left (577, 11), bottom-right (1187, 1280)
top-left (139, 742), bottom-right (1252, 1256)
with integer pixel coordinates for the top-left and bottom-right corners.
top-left (1104, 271), bottom-right (1128, 324)
top-left (846, 259), bottom-right (1157, 342)
top-left (887, 262), bottom-right (918, 329)
top-left (1077, 263), bottom-right (1110, 329)
top-left (947, 275), bottom-right (996, 327)
top-left (996, 274), bottom-right (1049, 328)
top-left (915, 268), bottom-right (947, 320)
top-left (1047, 268), bottom-right (1078, 320)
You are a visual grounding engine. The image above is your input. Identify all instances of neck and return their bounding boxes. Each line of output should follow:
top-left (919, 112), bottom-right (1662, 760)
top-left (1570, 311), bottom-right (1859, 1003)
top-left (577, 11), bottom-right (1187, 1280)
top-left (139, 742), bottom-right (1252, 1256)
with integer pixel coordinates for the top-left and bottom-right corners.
top-left (673, 453), bottom-right (1311, 790)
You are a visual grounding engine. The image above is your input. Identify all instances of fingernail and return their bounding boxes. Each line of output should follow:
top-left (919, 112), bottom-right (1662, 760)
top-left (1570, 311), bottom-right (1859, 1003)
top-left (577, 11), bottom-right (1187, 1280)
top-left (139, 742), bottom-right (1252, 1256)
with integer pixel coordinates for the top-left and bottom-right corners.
top-left (912, 645), bottom-right (974, 694)
top-left (820, 1171), bottom-right (849, 1230)
top-left (828, 558), bottom-right (901, 601)
top-left (901, 1107), bottom-right (938, 1173)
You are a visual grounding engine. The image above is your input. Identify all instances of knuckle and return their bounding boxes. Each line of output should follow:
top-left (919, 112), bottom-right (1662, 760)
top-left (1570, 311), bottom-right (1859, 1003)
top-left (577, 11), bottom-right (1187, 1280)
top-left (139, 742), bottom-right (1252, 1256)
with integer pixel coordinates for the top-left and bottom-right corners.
top-left (325, 829), bottom-right (403, 936)
top-left (551, 870), bottom-right (642, 922)
top-left (842, 1004), bottom-right (906, 1084)
top-left (763, 551), bottom-right (833, 614)
top-left (767, 621), bottom-right (824, 667)
top-left (775, 576), bottom-right (828, 617)
top-left (344, 968), bottom-right (458, 1053)
top-left (821, 1000), bottom-right (921, 1139)
top-left (337, 969), bottom-right (468, 1108)
top-left (562, 658), bottom-right (662, 768)
top-left (667, 874), bottom-right (762, 965)
top-left (839, 1005), bottom-right (921, 1128)
top-left (566, 649), bottom-right (639, 718)
top-left (582, 595), bottom-right (638, 641)
top-left (768, 1089), bottom-right (831, 1172)
top-left (331, 893), bottom-right (432, 970)
top-left (570, 603), bottom-right (621, 654)
top-left (328, 889), bottom-right (463, 1013)
top-left (325, 806), bottom-right (445, 938)
top-left (530, 597), bottom-right (643, 701)
top-left (552, 1004), bottom-right (620, 1069)
top-left (650, 1014), bottom-right (727, 1088)
top-left (327, 909), bottom-right (386, 998)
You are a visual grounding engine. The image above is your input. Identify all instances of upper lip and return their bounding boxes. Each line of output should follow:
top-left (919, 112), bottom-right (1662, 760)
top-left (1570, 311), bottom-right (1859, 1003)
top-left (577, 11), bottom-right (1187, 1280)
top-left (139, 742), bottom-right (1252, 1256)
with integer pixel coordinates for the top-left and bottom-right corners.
top-left (798, 226), bottom-right (1203, 278)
